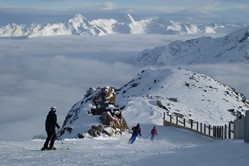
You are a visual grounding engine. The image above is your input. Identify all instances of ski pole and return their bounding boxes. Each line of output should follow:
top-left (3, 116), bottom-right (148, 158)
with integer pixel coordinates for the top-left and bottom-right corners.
top-left (60, 136), bottom-right (64, 144)
top-left (156, 135), bottom-right (159, 143)
top-left (146, 133), bottom-right (150, 139)
top-left (138, 137), bottom-right (141, 143)
top-left (56, 129), bottom-right (63, 144)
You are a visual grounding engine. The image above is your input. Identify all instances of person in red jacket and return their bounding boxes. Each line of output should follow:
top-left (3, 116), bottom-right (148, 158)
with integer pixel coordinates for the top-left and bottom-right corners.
top-left (150, 126), bottom-right (158, 141)
top-left (41, 107), bottom-right (60, 150)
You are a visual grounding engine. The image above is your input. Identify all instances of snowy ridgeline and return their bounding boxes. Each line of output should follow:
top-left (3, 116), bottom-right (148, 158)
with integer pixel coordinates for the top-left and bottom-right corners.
top-left (53, 68), bottom-right (249, 140)
top-left (2, 125), bottom-right (249, 166)
top-left (0, 13), bottom-right (245, 37)
top-left (129, 26), bottom-right (249, 66)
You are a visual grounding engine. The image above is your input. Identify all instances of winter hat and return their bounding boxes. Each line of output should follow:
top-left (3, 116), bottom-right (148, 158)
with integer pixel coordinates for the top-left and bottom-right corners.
top-left (51, 107), bottom-right (57, 112)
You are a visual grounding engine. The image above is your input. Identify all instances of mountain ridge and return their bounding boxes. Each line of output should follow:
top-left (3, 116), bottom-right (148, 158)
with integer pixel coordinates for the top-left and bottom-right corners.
top-left (129, 26), bottom-right (249, 66)
top-left (55, 68), bottom-right (249, 139)
top-left (0, 13), bottom-right (246, 37)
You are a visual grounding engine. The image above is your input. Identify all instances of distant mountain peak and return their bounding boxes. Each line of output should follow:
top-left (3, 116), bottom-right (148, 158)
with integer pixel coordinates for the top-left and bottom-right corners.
top-left (69, 14), bottom-right (87, 24)
top-left (0, 13), bottom-right (246, 37)
top-left (125, 13), bottom-right (135, 23)
top-left (68, 13), bottom-right (89, 27)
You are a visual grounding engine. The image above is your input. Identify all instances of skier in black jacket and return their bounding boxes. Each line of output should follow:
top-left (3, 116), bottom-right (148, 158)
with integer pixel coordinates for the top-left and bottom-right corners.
top-left (41, 107), bottom-right (60, 150)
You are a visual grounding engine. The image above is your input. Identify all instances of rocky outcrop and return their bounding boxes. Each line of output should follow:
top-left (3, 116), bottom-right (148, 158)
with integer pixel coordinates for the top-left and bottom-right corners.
top-left (59, 86), bottom-right (128, 139)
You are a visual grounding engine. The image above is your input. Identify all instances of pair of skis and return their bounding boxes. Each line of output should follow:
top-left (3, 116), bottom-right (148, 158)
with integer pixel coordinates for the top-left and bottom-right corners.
top-left (31, 147), bottom-right (69, 151)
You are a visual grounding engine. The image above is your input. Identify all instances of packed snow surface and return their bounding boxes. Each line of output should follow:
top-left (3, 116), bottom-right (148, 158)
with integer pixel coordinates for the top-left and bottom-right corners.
top-left (1, 125), bottom-right (249, 166)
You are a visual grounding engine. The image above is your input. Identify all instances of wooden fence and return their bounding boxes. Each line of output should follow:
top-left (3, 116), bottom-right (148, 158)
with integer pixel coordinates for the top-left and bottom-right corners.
top-left (163, 112), bottom-right (234, 139)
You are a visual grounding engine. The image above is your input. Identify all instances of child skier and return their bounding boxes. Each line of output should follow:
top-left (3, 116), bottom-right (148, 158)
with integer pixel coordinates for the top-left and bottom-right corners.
top-left (150, 126), bottom-right (158, 141)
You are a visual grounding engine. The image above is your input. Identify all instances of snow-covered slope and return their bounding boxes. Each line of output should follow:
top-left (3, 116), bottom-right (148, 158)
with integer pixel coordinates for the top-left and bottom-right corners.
top-left (57, 68), bottom-right (249, 139)
top-left (129, 26), bottom-right (249, 66)
top-left (0, 14), bottom-right (245, 37)
top-left (4, 125), bottom-right (249, 166)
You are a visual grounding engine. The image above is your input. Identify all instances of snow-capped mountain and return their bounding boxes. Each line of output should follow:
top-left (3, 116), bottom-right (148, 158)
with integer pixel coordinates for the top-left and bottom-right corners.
top-left (0, 14), bottom-right (245, 37)
top-left (67, 14), bottom-right (103, 36)
top-left (129, 26), bottom-right (249, 66)
top-left (56, 68), bottom-right (249, 139)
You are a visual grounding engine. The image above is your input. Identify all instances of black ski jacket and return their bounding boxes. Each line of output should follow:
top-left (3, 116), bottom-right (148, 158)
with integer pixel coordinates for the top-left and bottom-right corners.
top-left (131, 125), bottom-right (141, 137)
top-left (45, 111), bottom-right (60, 132)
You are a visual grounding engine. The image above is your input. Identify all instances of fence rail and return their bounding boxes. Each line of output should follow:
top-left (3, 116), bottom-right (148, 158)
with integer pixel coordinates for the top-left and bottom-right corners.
top-left (163, 112), bottom-right (234, 139)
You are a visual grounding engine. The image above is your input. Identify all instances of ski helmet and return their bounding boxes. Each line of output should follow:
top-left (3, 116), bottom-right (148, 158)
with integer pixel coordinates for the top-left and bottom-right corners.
top-left (51, 107), bottom-right (57, 112)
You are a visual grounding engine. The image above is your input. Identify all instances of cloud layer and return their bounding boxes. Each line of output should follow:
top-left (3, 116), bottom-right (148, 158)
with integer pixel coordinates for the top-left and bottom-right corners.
top-left (1, 34), bottom-right (249, 141)
top-left (0, 34), bottom-right (175, 141)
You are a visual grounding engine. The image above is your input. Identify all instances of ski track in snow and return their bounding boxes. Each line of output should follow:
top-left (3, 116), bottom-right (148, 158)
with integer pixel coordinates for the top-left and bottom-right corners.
top-left (1, 126), bottom-right (249, 166)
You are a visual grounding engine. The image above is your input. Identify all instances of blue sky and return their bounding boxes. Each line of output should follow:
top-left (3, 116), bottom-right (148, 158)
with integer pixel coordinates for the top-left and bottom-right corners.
top-left (0, 0), bottom-right (248, 25)
top-left (0, 0), bottom-right (245, 9)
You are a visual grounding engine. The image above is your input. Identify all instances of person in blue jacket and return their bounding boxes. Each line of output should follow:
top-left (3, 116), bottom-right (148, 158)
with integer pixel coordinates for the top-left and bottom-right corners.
top-left (129, 123), bottom-right (142, 144)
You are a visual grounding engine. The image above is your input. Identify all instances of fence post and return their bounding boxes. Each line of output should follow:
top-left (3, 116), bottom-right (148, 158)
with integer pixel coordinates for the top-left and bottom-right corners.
top-left (244, 110), bottom-right (249, 143)
top-left (219, 126), bottom-right (221, 139)
top-left (228, 123), bottom-right (231, 139)
top-left (219, 126), bottom-right (221, 138)
top-left (212, 126), bottom-right (214, 137)
top-left (224, 125), bottom-right (227, 139)
top-left (176, 115), bottom-right (178, 125)
top-left (200, 123), bottom-right (203, 133)
top-left (196, 121), bottom-right (199, 131)
top-left (184, 118), bottom-right (186, 127)
top-left (163, 112), bottom-right (165, 126)
top-left (208, 125), bottom-right (211, 136)
top-left (204, 124), bottom-right (206, 134)
top-left (218, 126), bottom-right (220, 138)
top-left (190, 120), bottom-right (193, 129)
top-left (213, 126), bottom-right (216, 138)
top-left (221, 126), bottom-right (224, 139)
top-left (170, 115), bottom-right (172, 123)
top-left (221, 126), bottom-right (223, 139)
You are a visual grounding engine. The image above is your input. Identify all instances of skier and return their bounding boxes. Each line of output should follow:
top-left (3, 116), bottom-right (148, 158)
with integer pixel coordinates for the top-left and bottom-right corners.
top-left (150, 126), bottom-right (158, 142)
top-left (129, 123), bottom-right (142, 144)
top-left (41, 107), bottom-right (60, 150)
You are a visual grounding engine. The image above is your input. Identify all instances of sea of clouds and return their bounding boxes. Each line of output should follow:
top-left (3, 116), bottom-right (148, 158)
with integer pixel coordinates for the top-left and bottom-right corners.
top-left (0, 34), bottom-right (248, 141)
